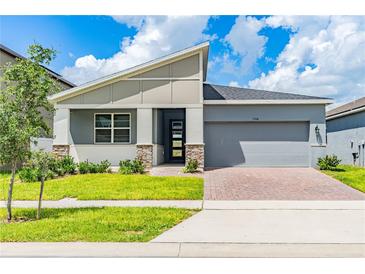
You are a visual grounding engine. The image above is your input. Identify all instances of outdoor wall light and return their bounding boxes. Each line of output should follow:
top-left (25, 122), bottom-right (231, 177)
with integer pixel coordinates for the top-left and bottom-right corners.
top-left (315, 125), bottom-right (320, 135)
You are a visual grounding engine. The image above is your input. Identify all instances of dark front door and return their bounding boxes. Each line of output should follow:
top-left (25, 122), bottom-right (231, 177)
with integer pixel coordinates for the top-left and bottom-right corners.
top-left (168, 119), bottom-right (185, 163)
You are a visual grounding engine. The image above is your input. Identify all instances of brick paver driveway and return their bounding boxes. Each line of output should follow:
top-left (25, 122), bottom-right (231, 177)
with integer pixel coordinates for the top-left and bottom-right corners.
top-left (204, 168), bottom-right (365, 200)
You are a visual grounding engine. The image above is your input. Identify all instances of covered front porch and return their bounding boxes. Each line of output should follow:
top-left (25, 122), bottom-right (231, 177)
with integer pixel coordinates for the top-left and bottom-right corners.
top-left (52, 107), bottom-right (204, 169)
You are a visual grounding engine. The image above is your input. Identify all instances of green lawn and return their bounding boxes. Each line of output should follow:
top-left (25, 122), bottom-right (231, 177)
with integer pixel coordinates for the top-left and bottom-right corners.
top-left (0, 207), bottom-right (196, 242)
top-left (0, 173), bottom-right (203, 200)
top-left (0, 171), bottom-right (12, 180)
top-left (322, 165), bottom-right (365, 193)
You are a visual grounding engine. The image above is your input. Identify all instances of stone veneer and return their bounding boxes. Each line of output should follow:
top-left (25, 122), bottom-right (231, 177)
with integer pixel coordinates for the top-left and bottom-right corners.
top-left (136, 144), bottom-right (153, 169)
top-left (52, 145), bottom-right (70, 159)
top-left (185, 144), bottom-right (204, 169)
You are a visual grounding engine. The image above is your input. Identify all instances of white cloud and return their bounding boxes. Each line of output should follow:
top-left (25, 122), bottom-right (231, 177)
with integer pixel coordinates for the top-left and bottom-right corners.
top-left (207, 16), bottom-right (268, 84)
top-left (228, 81), bottom-right (240, 87)
top-left (62, 16), bottom-right (211, 85)
top-left (248, 16), bottom-right (365, 104)
top-left (223, 16), bottom-right (267, 74)
top-left (112, 16), bottom-right (146, 29)
top-left (62, 15), bottom-right (365, 105)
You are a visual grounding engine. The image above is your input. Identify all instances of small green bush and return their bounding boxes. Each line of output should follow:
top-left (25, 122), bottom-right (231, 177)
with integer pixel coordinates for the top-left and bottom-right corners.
top-left (52, 166), bottom-right (65, 177)
top-left (78, 161), bottom-right (90, 174)
top-left (119, 159), bottom-right (145, 174)
top-left (19, 152), bottom-right (57, 182)
top-left (58, 155), bottom-right (77, 174)
top-left (47, 155), bottom-right (76, 176)
top-left (88, 162), bottom-right (99, 173)
top-left (317, 155), bottom-right (341, 170)
top-left (18, 166), bottom-right (39, 182)
top-left (77, 160), bottom-right (111, 174)
top-left (183, 159), bottom-right (199, 173)
top-left (97, 160), bottom-right (111, 173)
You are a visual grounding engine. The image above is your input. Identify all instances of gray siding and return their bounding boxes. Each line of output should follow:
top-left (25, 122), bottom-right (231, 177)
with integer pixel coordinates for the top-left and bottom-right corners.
top-left (70, 109), bottom-right (137, 144)
top-left (204, 104), bottom-right (327, 167)
top-left (153, 108), bottom-right (164, 145)
top-left (327, 111), bottom-right (365, 132)
top-left (58, 54), bottom-right (202, 105)
top-left (204, 105), bottom-right (325, 123)
top-left (326, 111), bottom-right (365, 166)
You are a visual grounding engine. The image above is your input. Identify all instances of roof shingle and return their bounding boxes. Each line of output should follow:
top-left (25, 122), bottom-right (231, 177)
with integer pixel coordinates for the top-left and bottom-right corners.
top-left (326, 96), bottom-right (365, 118)
top-left (203, 83), bottom-right (330, 101)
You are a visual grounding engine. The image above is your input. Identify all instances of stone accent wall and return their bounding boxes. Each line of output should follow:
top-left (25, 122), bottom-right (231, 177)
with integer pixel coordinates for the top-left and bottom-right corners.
top-left (136, 144), bottom-right (153, 170)
top-left (52, 145), bottom-right (70, 159)
top-left (185, 144), bottom-right (204, 169)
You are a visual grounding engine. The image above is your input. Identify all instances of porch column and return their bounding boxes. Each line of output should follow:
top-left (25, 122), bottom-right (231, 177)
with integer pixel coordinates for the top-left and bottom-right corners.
top-left (185, 108), bottom-right (204, 168)
top-left (136, 108), bottom-right (153, 169)
top-left (52, 107), bottom-right (70, 158)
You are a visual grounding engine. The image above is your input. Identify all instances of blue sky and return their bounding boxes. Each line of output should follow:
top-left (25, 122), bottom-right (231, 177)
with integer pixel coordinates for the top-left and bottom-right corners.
top-left (1, 15), bottom-right (364, 105)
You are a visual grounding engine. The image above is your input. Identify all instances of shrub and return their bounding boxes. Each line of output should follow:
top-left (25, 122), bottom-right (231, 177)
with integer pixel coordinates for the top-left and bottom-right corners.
top-left (132, 159), bottom-right (144, 174)
top-left (97, 160), bottom-right (111, 173)
top-left (119, 159), bottom-right (145, 174)
top-left (77, 160), bottom-right (111, 174)
top-left (47, 156), bottom-right (76, 176)
top-left (46, 170), bottom-right (57, 180)
top-left (78, 161), bottom-right (90, 174)
top-left (52, 166), bottom-right (65, 177)
top-left (317, 155), bottom-right (341, 170)
top-left (18, 166), bottom-right (39, 182)
top-left (183, 159), bottom-right (199, 173)
top-left (19, 152), bottom-right (57, 182)
top-left (58, 155), bottom-right (77, 174)
top-left (119, 160), bottom-right (133, 174)
top-left (88, 162), bottom-right (99, 173)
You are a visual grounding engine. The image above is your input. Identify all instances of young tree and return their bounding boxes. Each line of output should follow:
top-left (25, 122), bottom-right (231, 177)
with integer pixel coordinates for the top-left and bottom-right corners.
top-left (25, 151), bottom-right (55, 219)
top-left (0, 43), bottom-right (61, 221)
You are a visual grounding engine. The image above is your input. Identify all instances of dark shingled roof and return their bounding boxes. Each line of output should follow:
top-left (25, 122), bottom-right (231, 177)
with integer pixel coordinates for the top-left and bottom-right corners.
top-left (326, 96), bottom-right (365, 118)
top-left (203, 83), bottom-right (329, 101)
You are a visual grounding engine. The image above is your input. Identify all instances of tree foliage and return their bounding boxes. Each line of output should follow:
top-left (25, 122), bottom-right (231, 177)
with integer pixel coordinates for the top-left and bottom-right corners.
top-left (0, 43), bottom-right (61, 221)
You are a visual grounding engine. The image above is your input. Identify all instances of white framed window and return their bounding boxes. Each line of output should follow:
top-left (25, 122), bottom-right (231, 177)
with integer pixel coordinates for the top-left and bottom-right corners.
top-left (94, 113), bottom-right (131, 144)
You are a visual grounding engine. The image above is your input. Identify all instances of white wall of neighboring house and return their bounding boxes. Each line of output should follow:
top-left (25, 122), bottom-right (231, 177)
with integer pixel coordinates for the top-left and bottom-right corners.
top-left (30, 137), bottom-right (54, 152)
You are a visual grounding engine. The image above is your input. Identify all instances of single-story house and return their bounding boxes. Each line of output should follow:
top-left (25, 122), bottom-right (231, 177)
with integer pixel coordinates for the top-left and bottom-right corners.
top-left (48, 42), bottom-right (332, 168)
top-left (326, 97), bottom-right (365, 167)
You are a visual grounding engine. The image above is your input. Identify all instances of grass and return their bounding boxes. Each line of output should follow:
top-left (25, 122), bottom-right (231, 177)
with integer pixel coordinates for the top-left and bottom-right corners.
top-left (0, 171), bottom-right (12, 180)
top-left (0, 173), bottom-right (203, 200)
top-left (0, 207), bottom-right (196, 242)
top-left (322, 165), bottom-right (365, 193)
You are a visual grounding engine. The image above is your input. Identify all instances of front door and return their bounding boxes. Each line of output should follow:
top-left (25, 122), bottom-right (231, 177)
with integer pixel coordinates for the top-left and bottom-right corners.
top-left (168, 120), bottom-right (185, 163)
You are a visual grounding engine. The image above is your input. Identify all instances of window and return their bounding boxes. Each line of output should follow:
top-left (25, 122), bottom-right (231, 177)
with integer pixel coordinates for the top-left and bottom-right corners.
top-left (172, 131), bottom-right (183, 139)
top-left (95, 113), bottom-right (131, 143)
top-left (172, 121), bottom-right (183, 130)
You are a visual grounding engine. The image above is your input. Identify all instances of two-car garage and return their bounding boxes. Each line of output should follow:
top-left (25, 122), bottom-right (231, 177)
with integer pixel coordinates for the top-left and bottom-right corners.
top-left (201, 84), bottom-right (329, 168)
top-left (204, 121), bottom-right (310, 167)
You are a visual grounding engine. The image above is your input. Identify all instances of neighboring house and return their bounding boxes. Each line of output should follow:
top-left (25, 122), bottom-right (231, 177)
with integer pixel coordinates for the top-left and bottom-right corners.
top-left (48, 42), bottom-right (332, 169)
top-left (0, 44), bottom-right (75, 152)
top-left (326, 97), bottom-right (365, 167)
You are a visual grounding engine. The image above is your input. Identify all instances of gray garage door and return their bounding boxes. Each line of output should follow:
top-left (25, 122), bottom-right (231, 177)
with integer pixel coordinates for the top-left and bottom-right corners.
top-left (204, 122), bottom-right (310, 167)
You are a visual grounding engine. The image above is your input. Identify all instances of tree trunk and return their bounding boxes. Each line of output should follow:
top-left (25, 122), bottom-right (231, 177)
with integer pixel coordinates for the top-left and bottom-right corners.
top-left (7, 162), bottom-right (17, 222)
top-left (37, 176), bottom-right (45, 220)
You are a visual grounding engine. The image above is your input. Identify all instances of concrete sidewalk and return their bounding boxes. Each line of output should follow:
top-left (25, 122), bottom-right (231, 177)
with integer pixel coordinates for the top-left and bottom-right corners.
top-left (203, 200), bottom-right (365, 210)
top-left (1, 242), bottom-right (364, 257)
top-left (2, 200), bottom-right (364, 257)
top-left (0, 198), bottom-right (202, 209)
top-left (2, 199), bottom-right (364, 210)
top-left (152, 209), bottom-right (365, 244)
